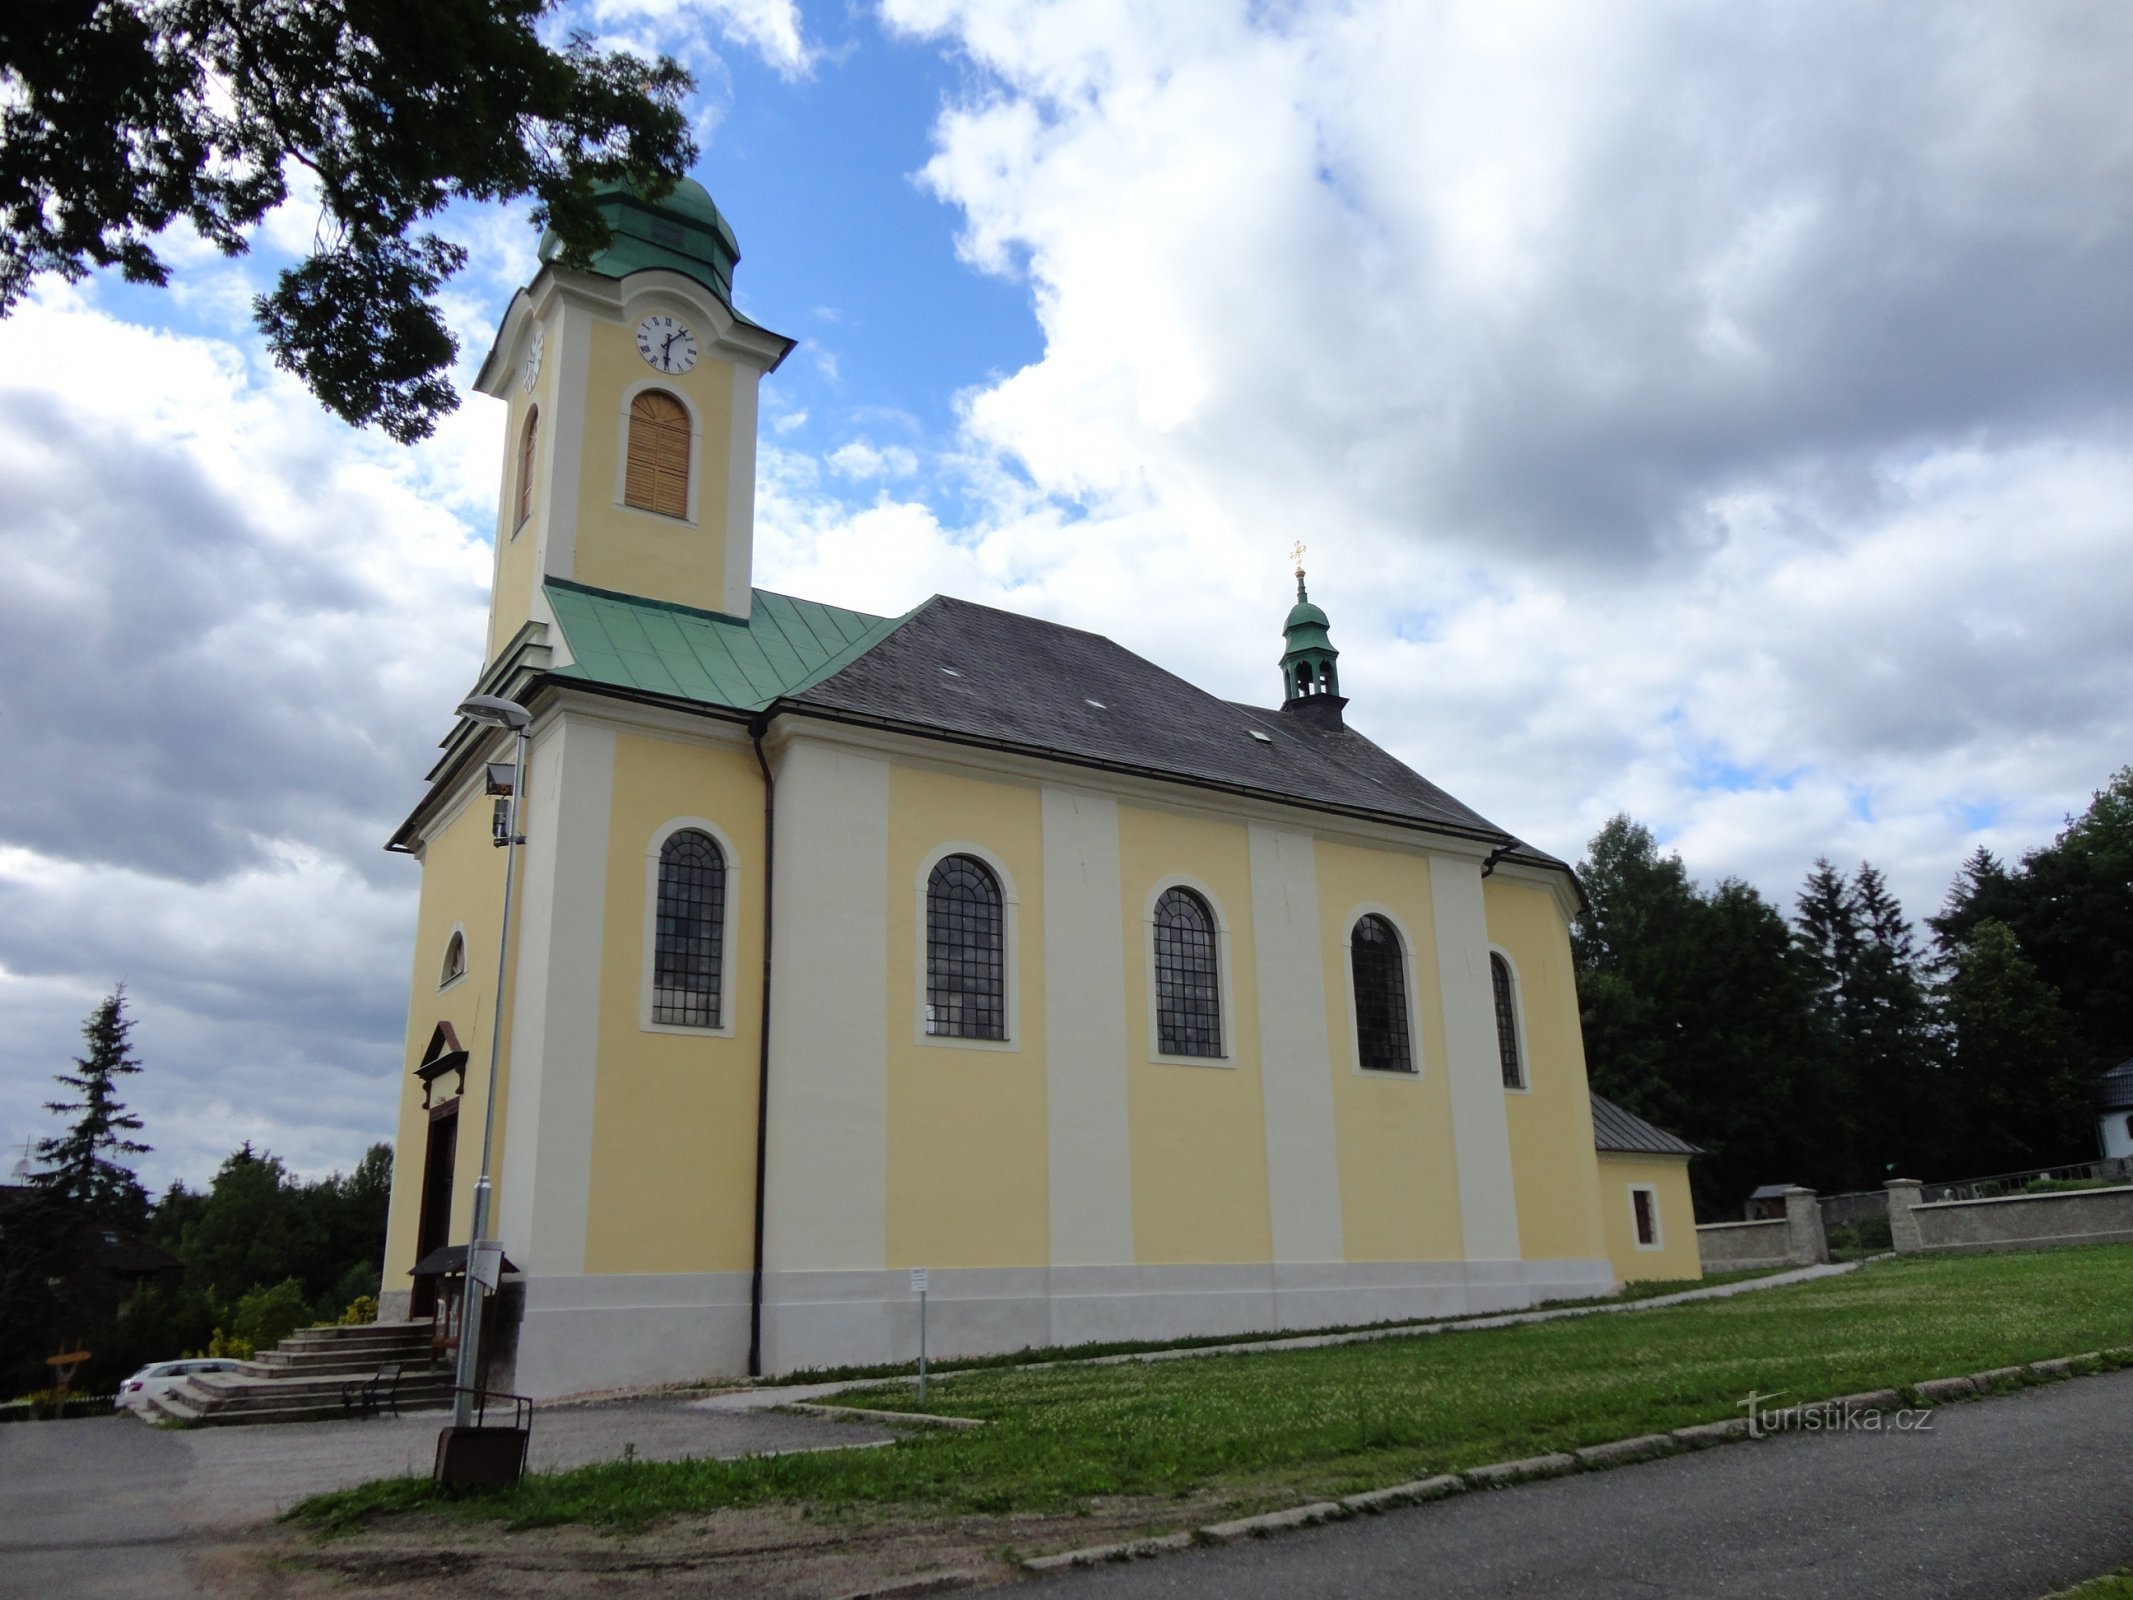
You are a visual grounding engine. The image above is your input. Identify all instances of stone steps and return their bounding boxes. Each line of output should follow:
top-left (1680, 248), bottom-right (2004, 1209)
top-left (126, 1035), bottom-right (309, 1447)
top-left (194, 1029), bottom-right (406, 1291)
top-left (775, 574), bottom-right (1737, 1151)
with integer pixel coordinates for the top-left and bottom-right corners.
top-left (147, 1319), bottom-right (455, 1428)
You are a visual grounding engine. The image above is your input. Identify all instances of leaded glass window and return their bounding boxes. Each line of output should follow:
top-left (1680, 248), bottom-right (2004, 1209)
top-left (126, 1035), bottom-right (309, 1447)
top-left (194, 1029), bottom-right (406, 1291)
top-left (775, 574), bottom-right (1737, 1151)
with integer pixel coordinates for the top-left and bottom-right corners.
top-left (1350, 914), bottom-right (1413, 1072)
top-left (926, 854), bottom-right (1005, 1039)
top-left (1491, 951), bottom-right (1524, 1088)
top-left (1153, 886), bottom-right (1222, 1057)
top-left (653, 829), bottom-right (725, 1027)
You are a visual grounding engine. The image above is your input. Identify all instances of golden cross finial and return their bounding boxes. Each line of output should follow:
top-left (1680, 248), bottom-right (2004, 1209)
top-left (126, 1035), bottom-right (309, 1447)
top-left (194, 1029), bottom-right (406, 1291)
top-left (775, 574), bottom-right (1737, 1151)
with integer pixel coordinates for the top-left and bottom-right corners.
top-left (1290, 540), bottom-right (1307, 576)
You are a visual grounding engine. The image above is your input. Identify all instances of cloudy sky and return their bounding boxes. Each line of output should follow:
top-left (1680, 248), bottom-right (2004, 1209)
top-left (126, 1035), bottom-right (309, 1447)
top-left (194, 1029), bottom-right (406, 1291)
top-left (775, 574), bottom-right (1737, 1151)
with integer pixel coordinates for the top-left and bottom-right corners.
top-left (3, 0), bottom-right (2130, 1193)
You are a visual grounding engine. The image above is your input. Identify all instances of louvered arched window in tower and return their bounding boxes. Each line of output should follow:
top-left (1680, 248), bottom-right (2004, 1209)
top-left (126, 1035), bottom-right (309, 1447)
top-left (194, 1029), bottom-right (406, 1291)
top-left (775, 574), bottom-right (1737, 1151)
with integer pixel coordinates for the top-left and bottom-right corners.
top-left (925, 854), bottom-right (1005, 1039)
top-left (1350, 914), bottom-right (1413, 1072)
top-left (625, 389), bottom-right (691, 518)
top-left (1491, 952), bottom-right (1525, 1089)
top-left (514, 405), bottom-right (539, 531)
top-left (652, 829), bottom-right (726, 1026)
top-left (1153, 886), bottom-right (1223, 1057)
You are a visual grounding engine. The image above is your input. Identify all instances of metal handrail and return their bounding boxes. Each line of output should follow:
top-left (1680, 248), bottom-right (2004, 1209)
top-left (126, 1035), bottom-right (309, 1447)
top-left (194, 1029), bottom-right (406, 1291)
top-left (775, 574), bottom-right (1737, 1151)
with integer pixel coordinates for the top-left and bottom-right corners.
top-left (449, 1385), bottom-right (533, 1433)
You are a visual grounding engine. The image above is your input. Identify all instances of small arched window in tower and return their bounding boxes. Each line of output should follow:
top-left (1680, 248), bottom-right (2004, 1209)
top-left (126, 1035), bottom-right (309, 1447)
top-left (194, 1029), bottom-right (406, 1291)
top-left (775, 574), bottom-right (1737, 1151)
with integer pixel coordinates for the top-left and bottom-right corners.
top-left (925, 854), bottom-right (1005, 1039)
top-left (514, 405), bottom-right (539, 532)
top-left (1154, 886), bottom-right (1222, 1057)
top-left (439, 930), bottom-right (466, 988)
top-left (1491, 952), bottom-right (1525, 1088)
top-left (1296, 662), bottom-right (1314, 694)
top-left (625, 390), bottom-right (691, 518)
top-left (1351, 914), bottom-right (1413, 1072)
top-left (653, 829), bottom-right (726, 1026)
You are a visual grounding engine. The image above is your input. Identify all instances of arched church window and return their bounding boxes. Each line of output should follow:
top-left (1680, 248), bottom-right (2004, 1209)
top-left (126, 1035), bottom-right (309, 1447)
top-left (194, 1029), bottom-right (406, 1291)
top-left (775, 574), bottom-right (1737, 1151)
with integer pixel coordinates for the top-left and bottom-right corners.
top-left (925, 854), bottom-right (1005, 1039)
top-left (1491, 952), bottom-right (1525, 1088)
top-left (1350, 914), bottom-right (1413, 1072)
top-left (439, 930), bottom-right (466, 988)
top-left (625, 389), bottom-right (691, 518)
top-left (653, 829), bottom-right (725, 1026)
top-left (514, 405), bottom-right (539, 531)
top-left (1153, 886), bottom-right (1222, 1057)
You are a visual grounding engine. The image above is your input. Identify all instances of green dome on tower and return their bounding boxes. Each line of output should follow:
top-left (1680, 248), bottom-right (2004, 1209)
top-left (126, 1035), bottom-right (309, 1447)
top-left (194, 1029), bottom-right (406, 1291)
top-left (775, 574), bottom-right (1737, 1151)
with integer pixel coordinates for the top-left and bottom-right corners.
top-left (537, 175), bottom-right (746, 312)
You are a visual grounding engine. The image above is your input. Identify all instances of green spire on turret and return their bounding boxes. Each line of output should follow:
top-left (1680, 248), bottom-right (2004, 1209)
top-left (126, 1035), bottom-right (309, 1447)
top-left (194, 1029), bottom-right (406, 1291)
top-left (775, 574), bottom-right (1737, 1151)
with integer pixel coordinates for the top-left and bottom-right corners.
top-left (1279, 545), bottom-right (1344, 722)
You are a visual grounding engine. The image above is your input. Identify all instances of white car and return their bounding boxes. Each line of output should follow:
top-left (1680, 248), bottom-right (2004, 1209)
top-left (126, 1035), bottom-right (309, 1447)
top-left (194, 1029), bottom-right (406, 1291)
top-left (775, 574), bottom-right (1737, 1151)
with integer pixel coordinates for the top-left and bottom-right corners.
top-left (114, 1358), bottom-right (243, 1413)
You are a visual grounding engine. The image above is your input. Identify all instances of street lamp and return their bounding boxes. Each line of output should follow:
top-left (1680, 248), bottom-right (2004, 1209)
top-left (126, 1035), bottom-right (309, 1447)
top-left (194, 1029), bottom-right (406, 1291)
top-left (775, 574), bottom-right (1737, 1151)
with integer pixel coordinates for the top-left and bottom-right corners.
top-left (448, 693), bottom-right (531, 1435)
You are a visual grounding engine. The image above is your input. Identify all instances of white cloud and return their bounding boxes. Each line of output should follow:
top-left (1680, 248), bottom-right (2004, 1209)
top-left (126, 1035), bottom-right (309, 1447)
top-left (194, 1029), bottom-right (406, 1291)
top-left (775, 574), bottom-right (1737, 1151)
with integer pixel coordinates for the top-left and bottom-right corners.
top-left (0, 288), bottom-right (491, 1189)
top-left (588, 0), bottom-right (815, 77)
top-left (850, 0), bottom-right (2133, 924)
top-left (827, 438), bottom-right (920, 479)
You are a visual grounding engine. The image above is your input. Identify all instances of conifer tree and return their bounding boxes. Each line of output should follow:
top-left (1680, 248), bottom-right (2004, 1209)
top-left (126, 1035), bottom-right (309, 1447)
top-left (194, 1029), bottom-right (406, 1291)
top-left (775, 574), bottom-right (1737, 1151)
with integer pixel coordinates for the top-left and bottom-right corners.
top-left (1940, 920), bottom-right (2091, 1170)
top-left (35, 987), bottom-right (151, 1226)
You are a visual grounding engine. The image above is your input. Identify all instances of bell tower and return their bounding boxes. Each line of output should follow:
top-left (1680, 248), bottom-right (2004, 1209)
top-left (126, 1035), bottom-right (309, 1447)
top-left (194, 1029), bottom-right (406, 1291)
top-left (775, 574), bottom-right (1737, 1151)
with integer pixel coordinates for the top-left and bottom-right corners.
top-left (1279, 545), bottom-right (1347, 729)
top-left (469, 179), bottom-right (796, 666)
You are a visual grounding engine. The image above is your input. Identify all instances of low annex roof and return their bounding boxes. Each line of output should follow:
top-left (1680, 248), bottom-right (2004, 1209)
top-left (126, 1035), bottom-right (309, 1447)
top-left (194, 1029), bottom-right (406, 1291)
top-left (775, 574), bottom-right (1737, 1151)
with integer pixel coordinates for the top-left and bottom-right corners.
top-left (538, 580), bottom-right (1566, 865)
top-left (1591, 1094), bottom-right (1703, 1158)
top-left (2099, 1058), bottom-right (2133, 1112)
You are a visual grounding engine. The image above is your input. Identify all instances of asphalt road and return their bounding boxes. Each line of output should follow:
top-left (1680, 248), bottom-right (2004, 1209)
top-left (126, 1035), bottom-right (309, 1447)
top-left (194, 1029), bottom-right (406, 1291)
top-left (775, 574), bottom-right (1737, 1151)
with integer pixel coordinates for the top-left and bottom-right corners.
top-left (0, 1397), bottom-right (895, 1600)
top-left (1035, 1367), bottom-right (2133, 1600)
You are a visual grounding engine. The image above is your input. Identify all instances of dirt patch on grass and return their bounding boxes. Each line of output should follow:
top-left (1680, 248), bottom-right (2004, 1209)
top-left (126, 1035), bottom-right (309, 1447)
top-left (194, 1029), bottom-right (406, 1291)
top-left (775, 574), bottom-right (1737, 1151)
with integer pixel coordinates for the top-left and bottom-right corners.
top-left (204, 1496), bottom-right (1229, 1598)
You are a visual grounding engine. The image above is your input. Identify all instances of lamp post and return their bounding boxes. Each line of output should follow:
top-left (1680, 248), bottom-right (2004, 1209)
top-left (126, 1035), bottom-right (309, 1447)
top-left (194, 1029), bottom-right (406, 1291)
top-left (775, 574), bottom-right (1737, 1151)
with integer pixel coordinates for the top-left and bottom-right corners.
top-left (449, 693), bottom-right (532, 1432)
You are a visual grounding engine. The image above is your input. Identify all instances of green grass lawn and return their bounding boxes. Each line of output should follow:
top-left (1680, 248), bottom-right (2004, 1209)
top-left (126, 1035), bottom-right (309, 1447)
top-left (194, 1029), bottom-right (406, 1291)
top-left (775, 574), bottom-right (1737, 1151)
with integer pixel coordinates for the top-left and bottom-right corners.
top-left (296, 1247), bottom-right (2133, 1535)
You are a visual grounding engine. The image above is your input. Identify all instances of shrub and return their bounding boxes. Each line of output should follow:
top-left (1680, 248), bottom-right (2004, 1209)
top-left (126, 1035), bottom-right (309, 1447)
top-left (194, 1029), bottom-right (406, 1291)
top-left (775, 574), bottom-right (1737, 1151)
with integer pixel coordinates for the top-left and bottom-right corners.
top-left (233, 1278), bottom-right (312, 1353)
top-left (338, 1295), bottom-right (379, 1327)
top-left (198, 1327), bottom-right (254, 1360)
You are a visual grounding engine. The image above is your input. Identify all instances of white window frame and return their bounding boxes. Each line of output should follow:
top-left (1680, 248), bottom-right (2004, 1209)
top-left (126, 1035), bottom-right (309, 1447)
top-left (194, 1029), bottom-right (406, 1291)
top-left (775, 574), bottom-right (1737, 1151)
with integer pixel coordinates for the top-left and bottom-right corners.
top-left (613, 372), bottom-right (702, 526)
top-left (640, 816), bottom-right (741, 1037)
top-left (437, 922), bottom-right (469, 992)
top-left (1629, 1183), bottom-right (1663, 1251)
top-left (912, 841), bottom-right (1021, 1054)
top-left (1143, 874), bottom-right (1236, 1068)
top-left (1488, 944), bottom-right (1530, 1093)
top-left (1342, 904), bottom-right (1424, 1080)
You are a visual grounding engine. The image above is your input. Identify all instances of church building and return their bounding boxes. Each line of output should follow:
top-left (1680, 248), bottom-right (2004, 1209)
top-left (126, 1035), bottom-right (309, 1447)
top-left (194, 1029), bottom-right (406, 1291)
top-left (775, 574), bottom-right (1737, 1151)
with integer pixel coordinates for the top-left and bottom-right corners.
top-left (376, 178), bottom-right (1700, 1397)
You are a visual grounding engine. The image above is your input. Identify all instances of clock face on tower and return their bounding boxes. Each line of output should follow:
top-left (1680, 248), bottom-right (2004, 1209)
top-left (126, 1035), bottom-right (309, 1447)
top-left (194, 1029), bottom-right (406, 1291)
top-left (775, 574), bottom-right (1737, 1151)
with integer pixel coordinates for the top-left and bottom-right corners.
top-left (520, 322), bottom-right (544, 393)
top-left (634, 314), bottom-right (699, 375)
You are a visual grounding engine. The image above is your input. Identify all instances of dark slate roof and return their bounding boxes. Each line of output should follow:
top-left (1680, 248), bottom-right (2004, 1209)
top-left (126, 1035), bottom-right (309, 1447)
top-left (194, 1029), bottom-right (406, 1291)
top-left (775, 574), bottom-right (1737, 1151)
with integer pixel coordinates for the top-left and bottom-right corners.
top-left (2100, 1059), bottom-right (2133, 1111)
top-left (536, 582), bottom-right (1568, 866)
top-left (789, 593), bottom-right (1550, 856)
top-left (1591, 1094), bottom-right (1702, 1157)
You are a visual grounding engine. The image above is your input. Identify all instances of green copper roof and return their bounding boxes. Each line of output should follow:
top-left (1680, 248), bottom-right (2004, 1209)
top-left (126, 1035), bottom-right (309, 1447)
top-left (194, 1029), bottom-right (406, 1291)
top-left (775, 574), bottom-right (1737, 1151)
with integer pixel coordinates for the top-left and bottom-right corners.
top-left (1280, 578), bottom-right (1338, 660)
top-left (538, 178), bottom-right (746, 311)
top-left (544, 578), bottom-right (912, 712)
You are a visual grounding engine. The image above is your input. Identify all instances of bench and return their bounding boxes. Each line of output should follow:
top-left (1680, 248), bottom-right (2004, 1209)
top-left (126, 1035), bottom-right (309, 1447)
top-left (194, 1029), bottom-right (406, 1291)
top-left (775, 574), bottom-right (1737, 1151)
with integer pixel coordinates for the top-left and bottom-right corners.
top-left (342, 1362), bottom-right (405, 1419)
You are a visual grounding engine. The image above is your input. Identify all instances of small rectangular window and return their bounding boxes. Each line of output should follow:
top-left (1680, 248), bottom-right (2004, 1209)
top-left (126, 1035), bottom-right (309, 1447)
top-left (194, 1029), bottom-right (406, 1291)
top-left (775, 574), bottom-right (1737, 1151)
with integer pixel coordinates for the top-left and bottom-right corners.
top-left (1632, 1187), bottom-right (1658, 1248)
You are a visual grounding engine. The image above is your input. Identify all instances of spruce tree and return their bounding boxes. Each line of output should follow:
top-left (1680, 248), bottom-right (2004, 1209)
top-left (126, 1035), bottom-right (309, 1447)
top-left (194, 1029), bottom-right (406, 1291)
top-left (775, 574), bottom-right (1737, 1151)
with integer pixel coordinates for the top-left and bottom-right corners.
top-left (35, 988), bottom-right (151, 1226)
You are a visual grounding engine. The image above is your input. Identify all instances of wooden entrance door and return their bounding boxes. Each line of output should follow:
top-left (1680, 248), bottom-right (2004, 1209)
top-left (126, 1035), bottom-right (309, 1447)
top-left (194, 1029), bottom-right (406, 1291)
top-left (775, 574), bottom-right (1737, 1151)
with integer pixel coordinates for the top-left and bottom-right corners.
top-left (411, 1109), bottom-right (458, 1319)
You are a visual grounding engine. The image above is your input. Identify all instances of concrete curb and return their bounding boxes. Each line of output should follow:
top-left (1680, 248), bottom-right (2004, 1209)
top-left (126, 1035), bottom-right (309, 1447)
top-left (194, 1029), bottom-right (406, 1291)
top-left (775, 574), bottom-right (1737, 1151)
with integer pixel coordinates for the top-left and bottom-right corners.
top-left (781, 1402), bottom-right (988, 1431)
top-left (1464, 1452), bottom-right (1578, 1487)
top-left (1201, 1502), bottom-right (1348, 1542)
top-left (1015, 1345), bottom-right (2132, 1576)
top-left (1575, 1433), bottom-right (1676, 1468)
top-left (1020, 1532), bottom-right (1196, 1572)
top-left (833, 1572), bottom-right (979, 1598)
top-left (1339, 1475), bottom-right (1464, 1514)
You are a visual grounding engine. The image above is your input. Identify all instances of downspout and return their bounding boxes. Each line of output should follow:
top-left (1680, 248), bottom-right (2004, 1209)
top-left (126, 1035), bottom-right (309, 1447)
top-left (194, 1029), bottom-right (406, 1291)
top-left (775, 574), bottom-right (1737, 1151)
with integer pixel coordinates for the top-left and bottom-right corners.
top-left (1479, 840), bottom-right (1518, 878)
top-left (747, 712), bottom-right (777, 1378)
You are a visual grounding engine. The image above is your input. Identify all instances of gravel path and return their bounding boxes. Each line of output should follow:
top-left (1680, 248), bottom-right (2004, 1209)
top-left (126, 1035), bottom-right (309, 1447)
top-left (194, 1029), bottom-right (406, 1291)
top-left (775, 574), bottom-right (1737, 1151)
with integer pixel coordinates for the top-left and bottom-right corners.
top-left (0, 1397), bottom-right (897, 1600)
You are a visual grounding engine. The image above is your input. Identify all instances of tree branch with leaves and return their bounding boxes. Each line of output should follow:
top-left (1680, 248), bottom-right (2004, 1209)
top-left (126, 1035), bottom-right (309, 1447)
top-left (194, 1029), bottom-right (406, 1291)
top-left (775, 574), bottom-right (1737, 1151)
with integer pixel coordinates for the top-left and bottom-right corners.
top-left (0, 0), bottom-right (696, 441)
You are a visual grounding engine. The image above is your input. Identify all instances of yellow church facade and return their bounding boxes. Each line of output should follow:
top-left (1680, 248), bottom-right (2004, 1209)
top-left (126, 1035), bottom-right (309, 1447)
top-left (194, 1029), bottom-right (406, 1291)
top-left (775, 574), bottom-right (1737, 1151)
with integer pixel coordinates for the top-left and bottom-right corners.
top-left (377, 179), bottom-right (1698, 1395)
